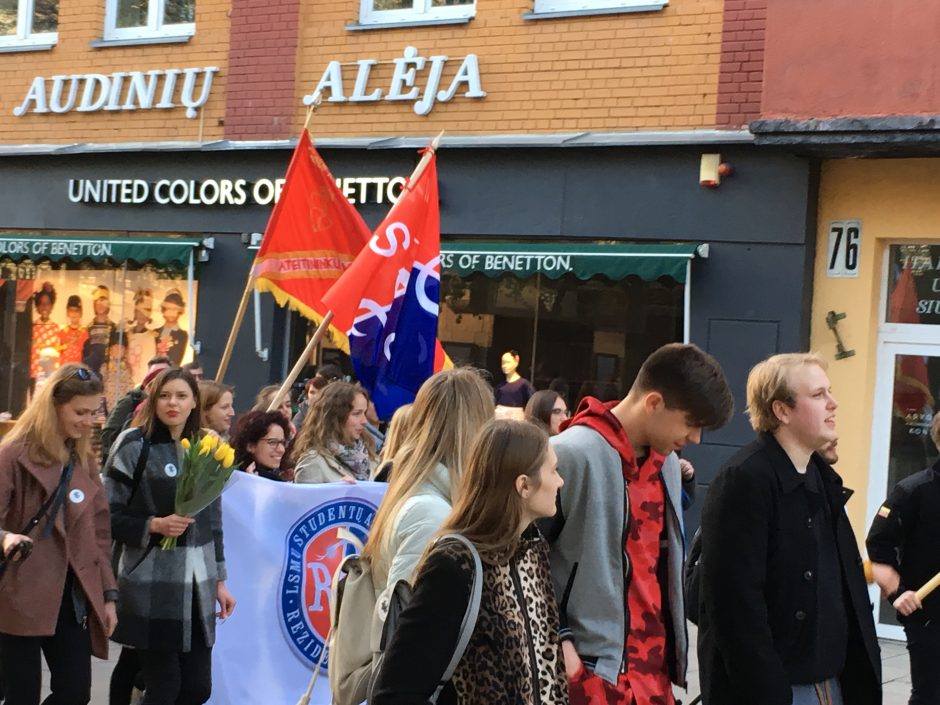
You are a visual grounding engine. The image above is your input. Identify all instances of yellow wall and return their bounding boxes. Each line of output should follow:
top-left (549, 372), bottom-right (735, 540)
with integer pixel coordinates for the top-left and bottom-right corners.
top-left (811, 158), bottom-right (940, 533)
top-left (295, 0), bottom-right (723, 136)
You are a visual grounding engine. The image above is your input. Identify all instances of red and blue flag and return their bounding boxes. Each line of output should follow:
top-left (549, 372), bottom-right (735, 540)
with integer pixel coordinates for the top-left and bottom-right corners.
top-left (321, 145), bottom-right (447, 419)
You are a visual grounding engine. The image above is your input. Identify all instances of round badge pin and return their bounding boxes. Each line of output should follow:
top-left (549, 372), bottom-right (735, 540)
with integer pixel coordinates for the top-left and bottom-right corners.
top-left (68, 488), bottom-right (85, 504)
top-left (164, 463), bottom-right (178, 478)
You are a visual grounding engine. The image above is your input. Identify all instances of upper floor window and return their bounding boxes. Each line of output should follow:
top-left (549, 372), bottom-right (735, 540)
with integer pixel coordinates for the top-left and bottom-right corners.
top-left (531, 0), bottom-right (665, 16)
top-left (0, 0), bottom-right (58, 47)
top-left (359, 0), bottom-right (474, 26)
top-left (104, 0), bottom-right (194, 40)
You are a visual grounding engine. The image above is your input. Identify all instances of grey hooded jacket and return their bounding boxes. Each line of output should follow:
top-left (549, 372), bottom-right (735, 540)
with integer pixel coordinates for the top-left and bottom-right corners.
top-left (541, 424), bottom-right (688, 687)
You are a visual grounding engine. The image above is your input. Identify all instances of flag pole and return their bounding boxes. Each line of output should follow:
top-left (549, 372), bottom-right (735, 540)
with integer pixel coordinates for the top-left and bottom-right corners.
top-left (405, 130), bottom-right (443, 188)
top-left (267, 311), bottom-right (334, 413)
top-left (215, 94), bottom-right (324, 383)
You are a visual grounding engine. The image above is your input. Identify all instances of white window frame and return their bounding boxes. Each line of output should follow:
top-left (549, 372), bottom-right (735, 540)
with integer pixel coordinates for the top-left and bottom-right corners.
top-left (532, 0), bottom-right (665, 16)
top-left (104, 0), bottom-right (195, 41)
top-left (359, 0), bottom-right (474, 26)
top-left (0, 0), bottom-right (57, 49)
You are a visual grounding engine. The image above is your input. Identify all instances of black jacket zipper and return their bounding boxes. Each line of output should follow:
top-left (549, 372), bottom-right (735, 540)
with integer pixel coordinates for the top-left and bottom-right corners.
top-left (510, 558), bottom-right (543, 705)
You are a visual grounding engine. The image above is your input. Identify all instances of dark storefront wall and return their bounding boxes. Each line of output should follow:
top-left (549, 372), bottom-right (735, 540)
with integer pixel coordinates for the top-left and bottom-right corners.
top-left (0, 145), bottom-right (818, 504)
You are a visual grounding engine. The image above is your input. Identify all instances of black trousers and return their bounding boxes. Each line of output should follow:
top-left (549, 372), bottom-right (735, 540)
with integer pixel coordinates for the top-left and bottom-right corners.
top-left (0, 578), bottom-right (91, 705)
top-left (136, 620), bottom-right (211, 705)
top-left (108, 647), bottom-right (141, 705)
top-left (905, 618), bottom-right (940, 705)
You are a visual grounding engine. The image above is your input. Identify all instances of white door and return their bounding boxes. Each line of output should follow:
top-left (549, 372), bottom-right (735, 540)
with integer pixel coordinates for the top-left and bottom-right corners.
top-left (867, 340), bottom-right (940, 640)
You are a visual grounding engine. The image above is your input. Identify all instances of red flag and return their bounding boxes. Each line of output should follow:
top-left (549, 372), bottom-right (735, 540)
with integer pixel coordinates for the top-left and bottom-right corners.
top-left (890, 262), bottom-right (933, 414)
top-left (252, 129), bottom-right (372, 352)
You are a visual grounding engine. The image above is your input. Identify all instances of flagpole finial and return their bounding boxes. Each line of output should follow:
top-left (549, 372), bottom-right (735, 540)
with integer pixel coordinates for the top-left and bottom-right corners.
top-left (430, 130), bottom-right (444, 152)
top-left (302, 91), bottom-right (323, 133)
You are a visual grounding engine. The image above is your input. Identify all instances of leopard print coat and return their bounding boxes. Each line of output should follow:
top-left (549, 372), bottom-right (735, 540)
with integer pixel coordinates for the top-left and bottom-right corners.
top-left (438, 531), bottom-right (568, 705)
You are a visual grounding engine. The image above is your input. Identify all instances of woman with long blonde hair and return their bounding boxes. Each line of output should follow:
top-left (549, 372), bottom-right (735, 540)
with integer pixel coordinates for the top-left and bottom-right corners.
top-left (373, 403), bottom-right (415, 482)
top-left (363, 367), bottom-right (494, 592)
top-left (371, 419), bottom-right (567, 705)
top-left (0, 363), bottom-right (118, 705)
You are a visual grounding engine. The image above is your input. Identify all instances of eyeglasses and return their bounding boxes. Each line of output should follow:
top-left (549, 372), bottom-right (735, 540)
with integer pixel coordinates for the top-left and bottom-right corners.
top-left (551, 408), bottom-right (570, 417)
top-left (259, 438), bottom-right (287, 449)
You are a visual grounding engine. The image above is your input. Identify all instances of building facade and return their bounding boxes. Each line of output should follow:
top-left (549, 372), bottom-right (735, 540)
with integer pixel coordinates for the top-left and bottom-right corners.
top-left (754, 0), bottom-right (940, 639)
top-left (0, 0), bottom-right (811, 526)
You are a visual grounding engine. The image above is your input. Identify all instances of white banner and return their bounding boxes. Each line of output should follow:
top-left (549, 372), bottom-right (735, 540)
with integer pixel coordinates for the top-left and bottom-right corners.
top-left (207, 474), bottom-right (388, 705)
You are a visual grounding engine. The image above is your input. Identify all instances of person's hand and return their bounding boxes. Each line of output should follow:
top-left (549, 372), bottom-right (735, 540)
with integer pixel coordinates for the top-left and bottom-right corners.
top-left (341, 475), bottom-right (356, 484)
top-left (894, 590), bottom-right (923, 617)
top-left (679, 459), bottom-right (695, 482)
top-left (150, 514), bottom-right (194, 538)
top-left (1, 533), bottom-right (32, 560)
top-left (871, 562), bottom-right (901, 599)
top-left (562, 640), bottom-right (582, 680)
top-left (104, 601), bottom-right (118, 637)
top-left (216, 581), bottom-right (236, 620)
top-left (244, 461), bottom-right (257, 475)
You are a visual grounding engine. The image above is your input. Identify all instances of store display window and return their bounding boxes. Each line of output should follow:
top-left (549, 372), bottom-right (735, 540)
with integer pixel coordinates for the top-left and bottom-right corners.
top-left (0, 234), bottom-right (201, 419)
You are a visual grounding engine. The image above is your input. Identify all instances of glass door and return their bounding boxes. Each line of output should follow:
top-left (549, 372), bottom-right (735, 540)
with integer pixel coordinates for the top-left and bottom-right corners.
top-left (868, 341), bottom-right (940, 640)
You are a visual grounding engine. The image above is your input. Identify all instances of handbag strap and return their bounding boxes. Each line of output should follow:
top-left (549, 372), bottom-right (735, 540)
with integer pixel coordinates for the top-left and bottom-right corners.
top-left (21, 460), bottom-right (74, 539)
top-left (429, 533), bottom-right (483, 704)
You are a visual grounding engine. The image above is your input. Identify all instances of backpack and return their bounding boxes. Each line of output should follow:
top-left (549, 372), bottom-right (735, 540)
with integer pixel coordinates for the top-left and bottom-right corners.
top-left (328, 533), bottom-right (483, 705)
top-left (683, 527), bottom-right (703, 626)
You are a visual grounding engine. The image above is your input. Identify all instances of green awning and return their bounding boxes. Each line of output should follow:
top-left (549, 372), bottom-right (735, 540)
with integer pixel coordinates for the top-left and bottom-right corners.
top-left (441, 241), bottom-right (701, 283)
top-left (0, 234), bottom-right (201, 267)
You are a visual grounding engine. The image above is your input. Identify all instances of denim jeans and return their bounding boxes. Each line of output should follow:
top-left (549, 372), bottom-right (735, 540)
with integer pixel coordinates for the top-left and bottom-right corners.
top-left (791, 678), bottom-right (844, 705)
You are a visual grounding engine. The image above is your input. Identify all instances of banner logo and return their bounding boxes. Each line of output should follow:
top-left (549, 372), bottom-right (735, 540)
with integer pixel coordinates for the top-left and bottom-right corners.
top-left (278, 498), bottom-right (377, 670)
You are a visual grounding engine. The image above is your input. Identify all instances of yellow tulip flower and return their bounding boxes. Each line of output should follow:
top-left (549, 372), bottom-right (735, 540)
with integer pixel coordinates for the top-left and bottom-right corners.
top-left (214, 446), bottom-right (227, 462)
top-left (223, 448), bottom-right (235, 469)
top-left (205, 434), bottom-right (220, 450)
top-left (180, 438), bottom-right (191, 450)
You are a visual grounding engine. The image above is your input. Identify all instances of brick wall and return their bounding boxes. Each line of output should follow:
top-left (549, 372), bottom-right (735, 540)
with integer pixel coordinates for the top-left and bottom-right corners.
top-left (289, 0), bottom-right (724, 137)
top-left (715, 0), bottom-right (765, 128)
top-left (224, 0), bottom-right (300, 139)
top-left (0, 0), bottom-right (231, 144)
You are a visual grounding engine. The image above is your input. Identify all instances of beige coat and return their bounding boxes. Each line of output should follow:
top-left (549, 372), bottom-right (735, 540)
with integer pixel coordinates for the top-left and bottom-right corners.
top-left (293, 449), bottom-right (376, 484)
top-left (0, 439), bottom-right (117, 658)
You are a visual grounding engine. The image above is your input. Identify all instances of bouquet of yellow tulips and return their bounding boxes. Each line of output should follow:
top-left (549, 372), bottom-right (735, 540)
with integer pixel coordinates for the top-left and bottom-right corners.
top-left (160, 433), bottom-right (239, 550)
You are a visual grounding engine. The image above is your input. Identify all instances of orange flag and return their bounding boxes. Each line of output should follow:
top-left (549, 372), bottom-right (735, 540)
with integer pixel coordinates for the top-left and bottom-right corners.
top-left (252, 129), bottom-right (372, 352)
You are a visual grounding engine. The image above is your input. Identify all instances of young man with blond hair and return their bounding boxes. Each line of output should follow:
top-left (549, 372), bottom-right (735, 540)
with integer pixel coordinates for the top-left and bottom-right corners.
top-left (697, 353), bottom-right (880, 705)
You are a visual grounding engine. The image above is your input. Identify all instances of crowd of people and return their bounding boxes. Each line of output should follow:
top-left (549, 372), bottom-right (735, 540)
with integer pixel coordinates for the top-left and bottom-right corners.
top-left (1, 344), bottom-right (938, 705)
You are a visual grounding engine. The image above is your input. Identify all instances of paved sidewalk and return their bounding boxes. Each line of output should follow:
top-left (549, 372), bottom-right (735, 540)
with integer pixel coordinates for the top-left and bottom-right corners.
top-left (69, 629), bottom-right (915, 703)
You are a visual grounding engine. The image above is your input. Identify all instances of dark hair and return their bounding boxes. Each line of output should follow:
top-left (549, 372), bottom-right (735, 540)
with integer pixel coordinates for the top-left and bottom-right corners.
top-left (147, 355), bottom-right (171, 367)
top-left (34, 282), bottom-right (56, 307)
top-left (137, 368), bottom-right (201, 440)
top-left (524, 389), bottom-right (561, 431)
top-left (231, 410), bottom-right (291, 467)
top-left (316, 364), bottom-right (344, 381)
top-left (183, 359), bottom-right (203, 372)
top-left (66, 295), bottom-right (82, 310)
top-left (632, 343), bottom-right (733, 429)
top-left (548, 377), bottom-right (569, 398)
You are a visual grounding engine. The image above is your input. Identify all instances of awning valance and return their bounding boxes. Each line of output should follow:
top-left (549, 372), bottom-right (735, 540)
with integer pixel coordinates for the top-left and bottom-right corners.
top-left (0, 234), bottom-right (201, 267)
top-left (441, 241), bottom-right (701, 283)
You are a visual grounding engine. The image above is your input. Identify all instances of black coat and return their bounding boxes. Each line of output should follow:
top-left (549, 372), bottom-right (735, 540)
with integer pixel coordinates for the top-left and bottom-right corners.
top-left (696, 433), bottom-right (881, 705)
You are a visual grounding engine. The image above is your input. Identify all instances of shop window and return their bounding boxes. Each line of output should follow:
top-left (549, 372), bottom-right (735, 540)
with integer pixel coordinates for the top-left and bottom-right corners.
top-left (530, 0), bottom-right (666, 17)
top-left (884, 244), bottom-right (940, 326)
top-left (0, 0), bottom-right (57, 48)
top-left (104, 0), bottom-right (194, 40)
top-left (439, 271), bottom-right (684, 410)
top-left (0, 247), bottom-right (198, 425)
top-left (359, 0), bottom-right (474, 26)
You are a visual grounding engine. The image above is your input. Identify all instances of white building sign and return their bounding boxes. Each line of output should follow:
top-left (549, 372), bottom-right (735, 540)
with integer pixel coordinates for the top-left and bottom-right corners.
top-left (14, 67), bottom-right (219, 119)
top-left (305, 46), bottom-right (485, 116)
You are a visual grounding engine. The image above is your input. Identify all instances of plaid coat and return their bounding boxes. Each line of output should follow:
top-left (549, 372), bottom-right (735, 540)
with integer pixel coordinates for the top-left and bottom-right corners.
top-left (104, 426), bottom-right (227, 652)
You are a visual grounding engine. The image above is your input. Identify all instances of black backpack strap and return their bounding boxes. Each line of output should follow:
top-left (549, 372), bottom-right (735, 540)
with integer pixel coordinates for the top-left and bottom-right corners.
top-left (128, 436), bottom-right (150, 505)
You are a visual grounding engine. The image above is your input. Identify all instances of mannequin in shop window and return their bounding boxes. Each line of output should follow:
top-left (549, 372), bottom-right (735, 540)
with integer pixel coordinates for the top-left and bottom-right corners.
top-left (100, 330), bottom-right (134, 418)
top-left (494, 349), bottom-right (536, 421)
top-left (83, 285), bottom-right (116, 376)
top-left (126, 288), bottom-right (156, 383)
top-left (58, 295), bottom-right (89, 366)
top-left (154, 289), bottom-right (189, 367)
top-left (30, 282), bottom-right (60, 383)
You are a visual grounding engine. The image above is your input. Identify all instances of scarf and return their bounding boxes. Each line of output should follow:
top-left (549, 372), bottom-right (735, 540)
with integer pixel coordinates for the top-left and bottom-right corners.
top-left (330, 437), bottom-right (371, 480)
